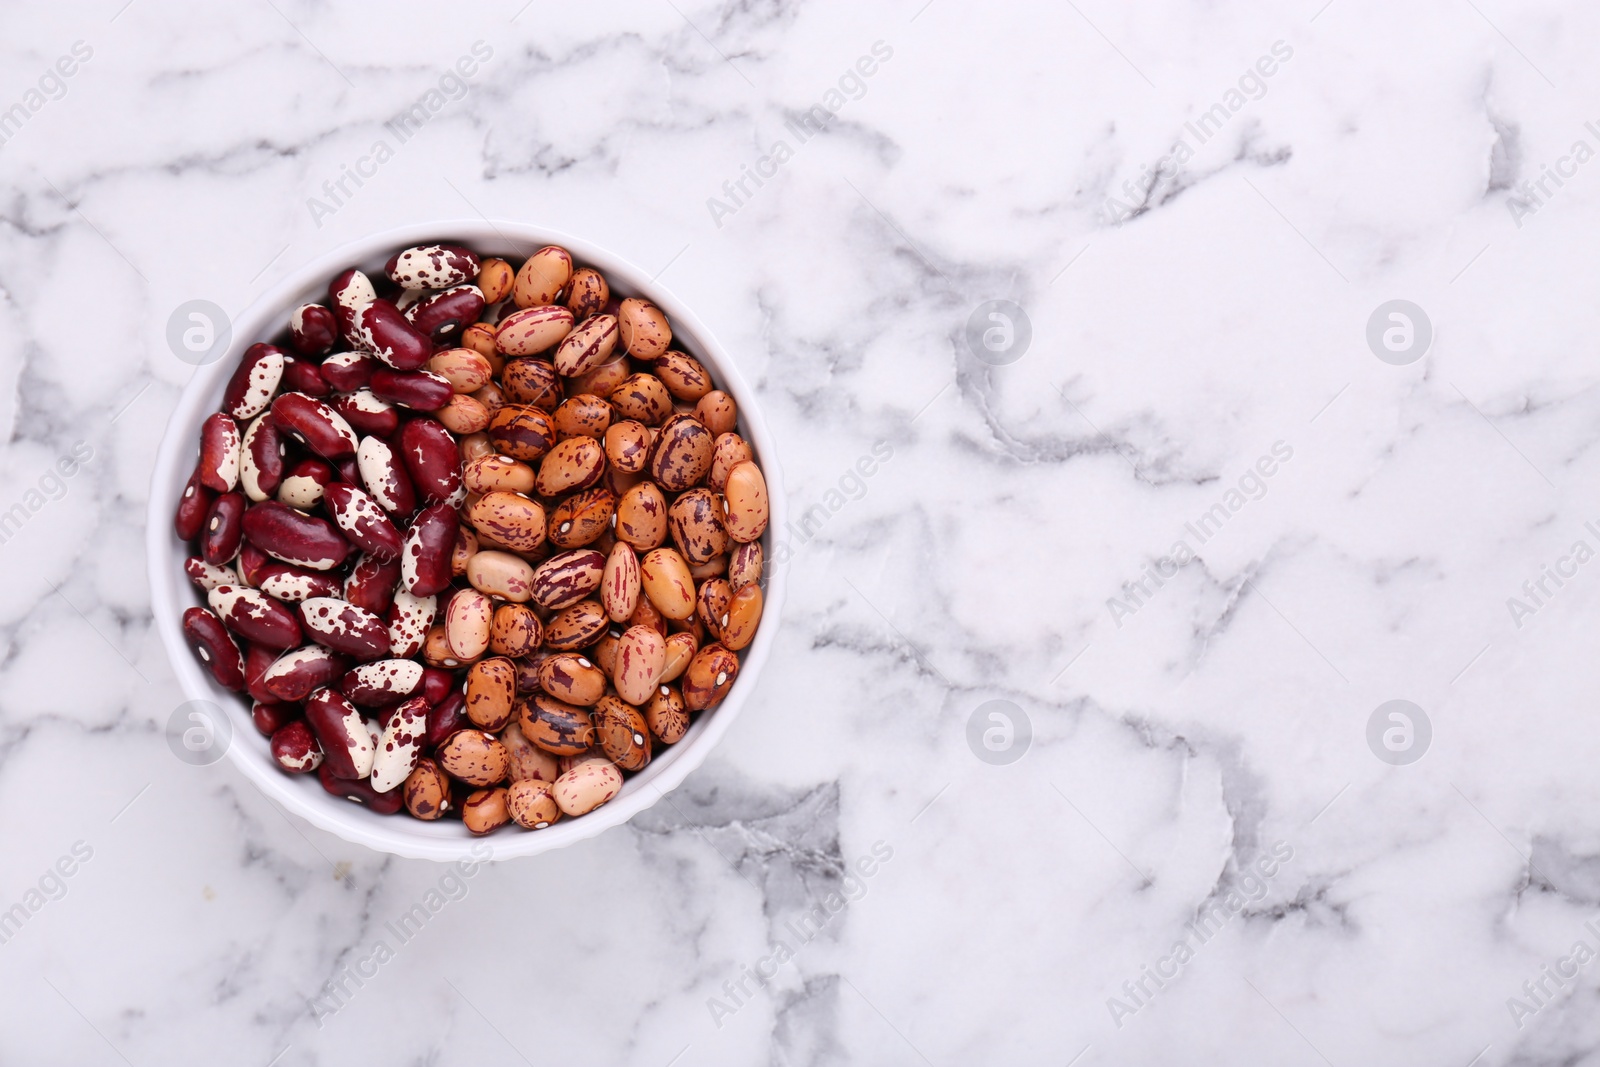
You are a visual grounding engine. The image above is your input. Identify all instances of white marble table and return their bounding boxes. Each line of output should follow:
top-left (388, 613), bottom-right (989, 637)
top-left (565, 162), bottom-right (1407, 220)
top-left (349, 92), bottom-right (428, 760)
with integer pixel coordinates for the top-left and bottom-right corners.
top-left (3, 1), bottom-right (1599, 1063)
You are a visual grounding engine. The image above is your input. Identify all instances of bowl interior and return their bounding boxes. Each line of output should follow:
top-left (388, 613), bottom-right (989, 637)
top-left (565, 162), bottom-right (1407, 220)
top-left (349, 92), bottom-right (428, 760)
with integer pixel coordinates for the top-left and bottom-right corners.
top-left (147, 220), bottom-right (785, 861)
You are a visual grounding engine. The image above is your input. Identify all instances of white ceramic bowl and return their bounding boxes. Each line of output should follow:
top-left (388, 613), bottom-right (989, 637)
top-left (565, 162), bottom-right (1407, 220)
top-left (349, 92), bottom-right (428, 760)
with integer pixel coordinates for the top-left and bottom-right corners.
top-left (147, 220), bottom-right (785, 862)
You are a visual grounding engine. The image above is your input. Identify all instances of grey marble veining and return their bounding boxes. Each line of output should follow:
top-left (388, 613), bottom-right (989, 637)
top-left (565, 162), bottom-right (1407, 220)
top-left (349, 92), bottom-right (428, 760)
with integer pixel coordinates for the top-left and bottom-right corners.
top-left (3, 0), bottom-right (1600, 1063)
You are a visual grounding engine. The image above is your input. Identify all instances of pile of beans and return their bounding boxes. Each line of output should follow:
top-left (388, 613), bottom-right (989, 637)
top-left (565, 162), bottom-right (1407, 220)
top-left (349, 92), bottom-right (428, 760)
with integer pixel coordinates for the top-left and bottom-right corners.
top-left (176, 242), bottom-right (768, 834)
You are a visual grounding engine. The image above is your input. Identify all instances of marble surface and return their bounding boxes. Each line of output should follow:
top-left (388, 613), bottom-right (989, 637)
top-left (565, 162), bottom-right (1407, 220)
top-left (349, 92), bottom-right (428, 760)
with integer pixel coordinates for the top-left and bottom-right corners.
top-left (4, 0), bottom-right (1600, 1063)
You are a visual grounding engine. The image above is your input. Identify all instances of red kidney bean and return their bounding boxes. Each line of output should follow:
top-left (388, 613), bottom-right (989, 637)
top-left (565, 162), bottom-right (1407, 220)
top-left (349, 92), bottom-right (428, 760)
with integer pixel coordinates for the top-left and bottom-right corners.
top-left (270, 393), bottom-right (358, 460)
top-left (323, 483), bottom-right (403, 560)
top-left (425, 689), bottom-right (468, 750)
top-left (299, 597), bottom-right (391, 660)
top-left (305, 688), bottom-right (375, 779)
top-left (277, 458), bottom-right (335, 510)
top-left (406, 285), bottom-right (486, 343)
top-left (252, 699), bottom-right (297, 737)
top-left (237, 542), bottom-right (271, 585)
top-left (200, 492), bottom-right (245, 565)
top-left (271, 720), bottom-right (323, 773)
top-left (355, 436), bottom-right (416, 516)
top-left (398, 419), bottom-right (463, 506)
top-left (222, 343), bottom-right (286, 420)
top-left (280, 355), bottom-right (331, 397)
top-left (198, 412), bottom-right (241, 492)
top-left (335, 455), bottom-right (362, 486)
top-left (241, 500), bottom-right (353, 571)
top-left (341, 658), bottom-right (424, 706)
top-left (345, 553), bottom-right (401, 615)
top-left (369, 368), bottom-right (453, 411)
top-left (400, 502), bottom-right (457, 596)
top-left (330, 269), bottom-right (377, 347)
top-left (209, 585), bottom-right (303, 650)
top-left (421, 666), bottom-right (454, 705)
top-left (255, 561), bottom-right (343, 602)
top-left (244, 642), bottom-right (282, 705)
top-left (184, 556), bottom-right (237, 592)
top-left (318, 762), bottom-right (403, 812)
top-left (353, 299), bottom-right (431, 372)
top-left (386, 244), bottom-right (481, 289)
top-left (329, 389), bottom-right (399, 437)
top-left (290, 304), bottom-right (339, 356)
top-left (174, 462), bottom-right (215, 541)
top-left (386, 590), bottom-right (437, 658)
top-left (320, 350), bottom-right (376, 393)
top-left (182, 606), bottom-right (246, 690)
top-left (263, 645), bottom-right (349, 701)
top-left (240, 416), bottom-right (286, 502)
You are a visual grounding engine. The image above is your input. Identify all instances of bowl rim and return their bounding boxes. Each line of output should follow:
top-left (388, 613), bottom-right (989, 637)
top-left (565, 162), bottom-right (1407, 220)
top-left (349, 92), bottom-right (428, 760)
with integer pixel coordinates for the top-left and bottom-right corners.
top-left (146, 219), bottom-right (786, 862)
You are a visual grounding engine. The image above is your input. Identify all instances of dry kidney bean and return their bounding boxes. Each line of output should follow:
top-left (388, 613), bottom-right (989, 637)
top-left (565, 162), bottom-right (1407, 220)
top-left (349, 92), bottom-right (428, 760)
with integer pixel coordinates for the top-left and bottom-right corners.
top-left (647, 685), bottom-right (689, 743)
top-left (198, 412), bottom-right (241, 492)
top-left (531, 549), bottom-right (605, 611)
top-left (655, 351), bottom-right (713, 400)
top-left (323, 483), bottom-right (402, 560)
top-left (545, 600), bottom-right (608, 651)
top-left (175, 463), bottom-right (215, 541)
top-left (683, 644), bottom-right (739, 711)
top-left (519, 693), bottom-right (594, 754)
top-left (342, 659), bottom-right (423, 706)
top-left (263, 645), bottom-right (348, 701)
top-left (280, 355), bottom-right (331, 397)
top-left (403, 758), bottom-right (451, 819)
top-left (177, 240), bottom-right (770, 835)
top-left (370, 695), bottom-right (428, 792)
top-left (210, 585), bottom-right (302, 649)
top-left (506, 778), bottom-right (561, 829)
top-left (553, 759), bottom-right (622, 816)
top-left (535, 436), bottom-right (605, 496)
top-left (487, 404), bottom-right (556, 461)
top-left (613, 625), bottom-right (666, 705)
top-left (547, 486), bottom-right (613, 549)
top-left (256, 561), bottom-right (343, 602)
top-left (649, 414), bottom-right (713, 492)
top-left (182, 607), bottom-right (246, 690)
top-left (566, 267), bottom-right (608, 319)
top-left (553, 314), bottom-right (618, 377)
top-left (201, 492), bottom-right (245, 565)
top-left (355, 437), bottom-right (416, 516)
top-left (271, 721), bottom-right (323, 773)
top-left (321, 350), bottom-right (375, 393)
top-left (352, 299), bottom-right (432, 371)
top-left (240, 416), bottom-right (285, 503)
top-left (276, 458), bottom-right (334, 510)
top-left (513, 246), bottom-right (572, 308)
top-left (290, 304), bottom-right (339, 356)
top-left (318, 762), bottom-right (404, 813)
top-left (499, 360), bottom-right (563, 411)
top-left (465, 657), bottom-right (516, 730)
top-left (223, 343), bottom-right (286, 420)
top-left (425, 689), bottom-right (467, 750)
top-left (618, 298), bottom-right (671, 359)
top-left (242, 501), bottom-right (353, 571)
top-left (330, 390), bottom-right (399, 438)
top-left (477, 258), bottom-right (514, 304)
top-left (490, 603), bottom-right (542, 657)
top-left (300, 597), bottom-right (390, 660)
top-left (305, 687), bottom-right (375, 779)
top-left (610, 373), bottom-right (672, 425)
top-left (370, 368), bottom-right (454, 411)
top-left (722, 461), bottom-right (769, 542)
top-left (387, 243), bottom-right (481, 289)
top-left (462, 787), bottom-right (511, 834)
top-left (398, 419), bottom-right (464, 507)
top-left (436, 729), bottom-right (509, 786)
